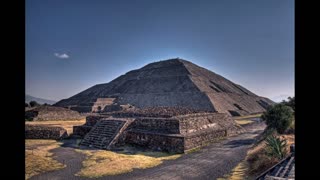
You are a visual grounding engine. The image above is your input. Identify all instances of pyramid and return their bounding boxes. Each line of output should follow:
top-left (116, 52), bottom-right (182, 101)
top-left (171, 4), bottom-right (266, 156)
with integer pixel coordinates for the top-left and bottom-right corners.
top-left (55, 58), bottom-right (274, 116)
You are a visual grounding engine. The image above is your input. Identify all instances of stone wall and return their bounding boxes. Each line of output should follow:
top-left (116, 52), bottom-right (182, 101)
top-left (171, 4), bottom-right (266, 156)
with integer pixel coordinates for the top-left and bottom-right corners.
top-left (125, 130), bottom-right (185, 153)
top-left (184, 129), bottom-right (227, 150)
top-left (25, 124), bottom-right (68, 139)
top-left (70, 106), bottom-right (92, 113)
top-left (128, 117), bottom-right (179, 133)
top-left (73, 125), bottom-right (92, 137)
top-left (110, 106), bottom-right (213, 118)
top-left (84, 115), bottom-right (101, 126)
top-left (91, 98), bottom-right (116, 112)
top-left (25, 106), bottom-right (84, 121)
top-left (76, 112), bottom-right (244, 153)
top-left (176, 113), bottom-right (239, 134)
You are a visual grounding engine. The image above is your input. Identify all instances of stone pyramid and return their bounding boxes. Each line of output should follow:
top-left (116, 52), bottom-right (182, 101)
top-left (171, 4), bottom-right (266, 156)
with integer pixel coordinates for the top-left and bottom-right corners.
top-left (55, 58), bottom-right (274, 115)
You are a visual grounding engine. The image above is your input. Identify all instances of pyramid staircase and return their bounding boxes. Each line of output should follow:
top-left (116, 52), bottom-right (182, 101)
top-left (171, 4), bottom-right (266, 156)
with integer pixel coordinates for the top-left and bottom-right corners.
top-left (80, 119), bottom-right (127, 149)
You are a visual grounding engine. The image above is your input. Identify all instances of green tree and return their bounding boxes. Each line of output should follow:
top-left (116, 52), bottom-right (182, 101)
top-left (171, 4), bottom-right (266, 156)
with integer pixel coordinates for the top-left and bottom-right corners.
top-left (261, 104), bottom-right (294, 134)
top-left (281, 96), bottom-right (295, 111)
top-left (29, 101), bottom-right (39, 107)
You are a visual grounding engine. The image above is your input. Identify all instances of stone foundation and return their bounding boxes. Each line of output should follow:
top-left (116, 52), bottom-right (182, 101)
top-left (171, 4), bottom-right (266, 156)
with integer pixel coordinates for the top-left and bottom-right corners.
top-left (125, 130), bottom-right (185, 153)
top-left (73, 125), bottom-right (92, 137)
top-left (25, 105), bottom-right (84, 121)
top-left (74, 112), bottom-right (245, 153)
top-left (129, 117), bottom-right (180, 133)
top-left (25, 125), bottom-right (68, 140)
top-left (184, 129), bottom-right (227, 150)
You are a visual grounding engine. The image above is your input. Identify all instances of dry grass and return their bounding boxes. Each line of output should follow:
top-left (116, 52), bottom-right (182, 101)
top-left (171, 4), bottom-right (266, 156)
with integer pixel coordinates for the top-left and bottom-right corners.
top-left (235, 119), bottom-right (255, 125)
top-left (246, 134), bottom-right (294, 176)
top-left (234, 114), bottom-right (261, 126)
top-left (25, 119), bottom-right (85, 134)
top-left (75, 149), bottom-right (181, 178)
top-left (233, 114), bottom-right (262, 120)
top-left (25, 140), bottom-right (66, 179)
top-left (217, 160), bottom-right (252, 180)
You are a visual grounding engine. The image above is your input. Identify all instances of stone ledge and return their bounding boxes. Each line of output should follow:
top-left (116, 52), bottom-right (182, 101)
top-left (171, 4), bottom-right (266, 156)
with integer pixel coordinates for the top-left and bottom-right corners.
top-left (25, 124), bottom-right (68, 140)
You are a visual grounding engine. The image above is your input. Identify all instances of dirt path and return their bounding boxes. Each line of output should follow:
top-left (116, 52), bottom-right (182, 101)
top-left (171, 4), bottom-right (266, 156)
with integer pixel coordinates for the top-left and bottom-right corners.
top-left (30, 122), bottom-right (266, 180)
top-left (30, 146), bottom-right (87, 180)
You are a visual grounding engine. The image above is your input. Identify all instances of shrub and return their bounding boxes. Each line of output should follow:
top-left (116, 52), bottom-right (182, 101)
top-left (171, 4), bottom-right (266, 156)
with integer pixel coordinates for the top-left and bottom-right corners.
top-left (29, 101), bottom-right (39, 107)
top-left (265, 135), bottom-right (287, 160)
top-left (261, 104), bottom-right (294, 134)
top-left (247, 147), bottom-right (278, 176)
top-left (281, 96), bottom-right (295, 111)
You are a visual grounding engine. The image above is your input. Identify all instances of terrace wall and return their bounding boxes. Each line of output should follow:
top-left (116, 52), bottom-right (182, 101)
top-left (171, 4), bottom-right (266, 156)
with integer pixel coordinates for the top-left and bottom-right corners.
top-left (125, 130), bottom-right (185, 153)
top-left (25, 125), bottom-right (68, 140)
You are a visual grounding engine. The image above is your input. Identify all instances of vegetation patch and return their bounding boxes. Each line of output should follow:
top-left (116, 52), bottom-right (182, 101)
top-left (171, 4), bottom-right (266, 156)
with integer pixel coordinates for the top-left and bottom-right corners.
top-left (233, 114), bottom-right (262, 120)
top-left (246, 134), bottom-right (294, 177)
top-left (75, 149), bottom-right (181, 178)
top-left (25, 140), bottom-right (66, 179)
top-left (261, 104), bottom-right (294, 134)
top-left (217, 160), bottom-right (252, 180)
top-left (185, 147), bottom-right (201, 154)
top-left (233, 114), bottom-right (261, 125)
top-left (235, 119), bottom-right (255, 125)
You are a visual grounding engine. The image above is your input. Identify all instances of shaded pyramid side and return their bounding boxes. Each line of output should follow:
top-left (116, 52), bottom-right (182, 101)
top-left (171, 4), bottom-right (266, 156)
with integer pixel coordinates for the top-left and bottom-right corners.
top-left (181, 60), bottom-right (274, 115)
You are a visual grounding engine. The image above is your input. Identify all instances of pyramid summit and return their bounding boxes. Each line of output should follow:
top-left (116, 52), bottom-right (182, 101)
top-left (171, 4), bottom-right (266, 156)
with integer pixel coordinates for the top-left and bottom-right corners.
top-left (55, 58), bottom-right (274, 116)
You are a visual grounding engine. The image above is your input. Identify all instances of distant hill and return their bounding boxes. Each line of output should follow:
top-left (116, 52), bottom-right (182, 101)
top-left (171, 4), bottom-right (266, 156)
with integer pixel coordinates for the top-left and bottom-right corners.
top-left (271, 95), bottom-right (292, 103)
top-left (25, 94), bottom-right (57, 105)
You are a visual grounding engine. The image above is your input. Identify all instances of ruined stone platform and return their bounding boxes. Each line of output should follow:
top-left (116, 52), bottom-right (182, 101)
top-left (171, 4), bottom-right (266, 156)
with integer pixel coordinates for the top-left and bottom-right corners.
top-left (74, 111), bottom-right (245, 153)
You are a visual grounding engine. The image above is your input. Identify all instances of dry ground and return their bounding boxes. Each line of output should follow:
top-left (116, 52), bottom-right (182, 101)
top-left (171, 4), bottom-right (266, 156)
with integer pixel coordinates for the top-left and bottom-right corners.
top-left (25, 140), bottom-right (66, 179)
top-left (233, 114), bottom-right (262, 120)
top-left (25, 119), bottom-right (86, 134)
top-left (26, 139), bottom-right (181, 179)
top-left (30, 122), bottom-right (266, 180)
top-left (234, 113), bottom-right (262, 125)
top-left (75, 148), bottom-right (181, 178)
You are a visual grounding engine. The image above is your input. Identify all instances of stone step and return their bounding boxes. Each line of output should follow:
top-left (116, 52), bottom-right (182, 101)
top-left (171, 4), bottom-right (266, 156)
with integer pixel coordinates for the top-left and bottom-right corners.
top-left (279, 156), bottom-right (295, 177)
top-left (80, 120), bottom-right (126, 149)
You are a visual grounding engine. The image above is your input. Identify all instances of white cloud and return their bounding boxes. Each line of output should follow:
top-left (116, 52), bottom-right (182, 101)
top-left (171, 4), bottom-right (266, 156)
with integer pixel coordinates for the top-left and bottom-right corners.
top-left (54, 53), bottom-right (69, 59)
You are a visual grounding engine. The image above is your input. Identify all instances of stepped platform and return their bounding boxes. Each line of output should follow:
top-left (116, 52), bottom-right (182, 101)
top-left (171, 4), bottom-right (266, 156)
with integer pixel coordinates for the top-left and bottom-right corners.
top-left (74, 112), bottom-right (245, 153)
top-left (80, 118), bottom-right (133, 149)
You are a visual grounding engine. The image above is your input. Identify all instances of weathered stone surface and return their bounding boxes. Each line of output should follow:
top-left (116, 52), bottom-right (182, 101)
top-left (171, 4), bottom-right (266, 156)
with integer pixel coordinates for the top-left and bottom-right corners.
top-left (110, 106), bottom-right (212, 118)
top-left (125, 131), bottom-right (185, 153)
top-left (25, 105), bottom-right (84, 121)
top-left (73, 125), bottom-right (92, 138)
top-left (80, 119), bottom-right (133, 149)
top-left (184, 129), bottom-right (227, 150)
top-left (76, 112), bottom-right (245, 153)
top-left (54, 58), bottom-right (275, 115)
top-left (25, 124), bottom-right (68, 139)
top-left (129, 117), bottom-right (180, 133)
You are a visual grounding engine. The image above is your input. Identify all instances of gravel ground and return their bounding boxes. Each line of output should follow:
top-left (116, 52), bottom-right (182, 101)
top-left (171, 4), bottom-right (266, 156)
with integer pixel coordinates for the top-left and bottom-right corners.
top-left (30, 122), bottom-right (266, 180)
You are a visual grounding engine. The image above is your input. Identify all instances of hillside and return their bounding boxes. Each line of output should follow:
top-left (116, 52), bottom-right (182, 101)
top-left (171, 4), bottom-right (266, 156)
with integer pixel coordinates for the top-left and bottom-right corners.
top-left (26, 94), bottom-right (57, 105)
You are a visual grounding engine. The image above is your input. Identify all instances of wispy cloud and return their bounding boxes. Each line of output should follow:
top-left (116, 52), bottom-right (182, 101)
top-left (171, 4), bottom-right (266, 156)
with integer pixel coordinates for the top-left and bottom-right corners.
top-left (54, 53), bottom-right (69, 59)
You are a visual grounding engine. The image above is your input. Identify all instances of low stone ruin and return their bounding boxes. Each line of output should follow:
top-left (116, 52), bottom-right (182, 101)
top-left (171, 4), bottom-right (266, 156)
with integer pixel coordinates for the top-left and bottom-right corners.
top-left (74, 107), bottom-right (245, 153)
top-left (25, 124), bottom-right (68, 140)
top-left (25, 105), bottom-right (84, 121)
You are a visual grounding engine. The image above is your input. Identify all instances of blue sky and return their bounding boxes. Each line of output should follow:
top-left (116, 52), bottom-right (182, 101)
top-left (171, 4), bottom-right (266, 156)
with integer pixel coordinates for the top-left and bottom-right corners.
top-left (26, 0), bottom-right (294, 102)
